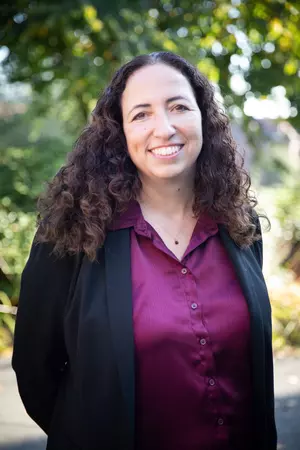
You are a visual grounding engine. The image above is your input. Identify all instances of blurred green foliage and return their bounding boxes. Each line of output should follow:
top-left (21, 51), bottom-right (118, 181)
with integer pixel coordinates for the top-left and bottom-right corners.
top-left (275, 175), bottom-right (300, 278)
top-left (271, 282), bottom-right (300, 353)
top-left (0, 0), bottom-right (300, 351)
top-left (0, 106), bottom-right (73, 349)
top-left (1, 0), bottom-right (300, 128)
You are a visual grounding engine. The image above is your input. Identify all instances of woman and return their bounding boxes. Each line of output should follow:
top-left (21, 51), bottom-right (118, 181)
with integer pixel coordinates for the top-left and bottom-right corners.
top-left (12, 52), bottom-right (277, 450)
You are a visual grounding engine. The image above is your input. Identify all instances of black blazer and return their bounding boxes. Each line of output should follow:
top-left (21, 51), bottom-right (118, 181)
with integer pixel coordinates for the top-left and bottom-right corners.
top-left (12, 225), bottom-right (277, 450)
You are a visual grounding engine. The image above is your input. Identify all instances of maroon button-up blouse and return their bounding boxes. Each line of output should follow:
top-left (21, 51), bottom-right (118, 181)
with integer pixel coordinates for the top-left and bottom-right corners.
top-left (112, 201), bottom-right (253, 450)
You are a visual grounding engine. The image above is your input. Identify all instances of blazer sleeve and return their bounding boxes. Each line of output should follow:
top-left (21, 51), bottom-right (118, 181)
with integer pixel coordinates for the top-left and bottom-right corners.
top-left (12, 239), bottom-right (82, 434)
top-left (251, 210), bottom-right (263, 270)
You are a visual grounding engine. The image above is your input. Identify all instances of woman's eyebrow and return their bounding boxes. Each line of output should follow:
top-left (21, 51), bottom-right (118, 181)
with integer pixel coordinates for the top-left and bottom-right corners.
top-left (128, 96), bottom-right (190, 118)
top-left (166, 95), bottom-right (189, 104)
top-left (128, 103), bottom-right (151, 117)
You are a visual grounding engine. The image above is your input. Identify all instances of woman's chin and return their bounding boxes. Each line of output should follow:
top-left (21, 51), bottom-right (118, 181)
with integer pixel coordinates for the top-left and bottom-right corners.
top-left (147, 165), bottom-right (190, 181)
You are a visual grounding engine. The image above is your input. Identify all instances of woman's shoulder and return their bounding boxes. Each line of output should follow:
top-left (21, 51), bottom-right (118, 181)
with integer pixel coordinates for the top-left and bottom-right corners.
top-left (24, 236), bottom-right (84, 279)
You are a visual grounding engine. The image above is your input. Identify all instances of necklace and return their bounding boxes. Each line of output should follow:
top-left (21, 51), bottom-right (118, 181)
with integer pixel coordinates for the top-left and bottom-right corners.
top-left (153, 221), bottom-right (181, 245)
top-left (139, 199), bottom-right (195, 246)
top-left (145, 211), bottom-right (195, 246)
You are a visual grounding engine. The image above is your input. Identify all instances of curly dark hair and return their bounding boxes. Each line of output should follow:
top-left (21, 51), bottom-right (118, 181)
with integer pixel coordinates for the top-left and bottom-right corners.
top-left (36, 51), bottom-right (265, 260)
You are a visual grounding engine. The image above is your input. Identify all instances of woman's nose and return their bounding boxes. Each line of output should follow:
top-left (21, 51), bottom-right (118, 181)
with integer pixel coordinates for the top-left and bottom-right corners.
top-left (152, 113), bottom-right (176, 139)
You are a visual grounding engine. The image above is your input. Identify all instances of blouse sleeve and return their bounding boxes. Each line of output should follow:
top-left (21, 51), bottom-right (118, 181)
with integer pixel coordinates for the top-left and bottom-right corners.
top-left (12, 240), bottom-right (82, 433)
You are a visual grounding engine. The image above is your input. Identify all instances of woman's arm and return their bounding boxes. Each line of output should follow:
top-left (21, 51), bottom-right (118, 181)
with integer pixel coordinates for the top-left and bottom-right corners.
top-left (12, 240), bottom-right (82, 433)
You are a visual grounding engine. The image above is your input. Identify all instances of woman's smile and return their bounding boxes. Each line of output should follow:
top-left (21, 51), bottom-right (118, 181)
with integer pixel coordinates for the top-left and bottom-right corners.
top-left (149, 144), bottom-right (184, 159)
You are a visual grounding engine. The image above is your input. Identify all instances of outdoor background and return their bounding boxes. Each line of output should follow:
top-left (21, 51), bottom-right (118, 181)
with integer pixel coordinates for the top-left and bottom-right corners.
top-left (0, 0), bottom-right (300, 449)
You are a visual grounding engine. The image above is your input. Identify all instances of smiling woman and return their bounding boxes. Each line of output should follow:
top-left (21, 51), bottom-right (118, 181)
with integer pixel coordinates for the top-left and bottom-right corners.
top-left (122, 65), bottom-right (203, 184)
top-left (12, 52), bottom-right (276, 450)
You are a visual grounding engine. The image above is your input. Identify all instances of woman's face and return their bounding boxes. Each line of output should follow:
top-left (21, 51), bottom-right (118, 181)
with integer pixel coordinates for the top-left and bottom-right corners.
top-left (121, 63), bottom-right (203, 182)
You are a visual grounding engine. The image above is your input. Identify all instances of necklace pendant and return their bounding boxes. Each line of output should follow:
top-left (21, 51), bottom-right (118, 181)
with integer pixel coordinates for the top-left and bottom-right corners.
top-left (175, 240), bottom-right (179, 245)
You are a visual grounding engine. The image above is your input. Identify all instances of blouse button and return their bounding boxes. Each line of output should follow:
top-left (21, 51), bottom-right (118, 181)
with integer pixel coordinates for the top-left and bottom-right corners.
top-left (200, 338), bottom-right (207, 345)
top-left (218, 418), bottom-right (224, 426)
top-left (209, 378), bottom-right (215, 386)
top-left (181, 268), bottom-right (188, 274)
top-left (191, 303), bottom-right (198, 310)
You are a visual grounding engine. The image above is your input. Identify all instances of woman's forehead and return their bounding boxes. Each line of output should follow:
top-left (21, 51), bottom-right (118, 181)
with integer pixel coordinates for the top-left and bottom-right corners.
top-left (122, 64), bottom-right (195, 108)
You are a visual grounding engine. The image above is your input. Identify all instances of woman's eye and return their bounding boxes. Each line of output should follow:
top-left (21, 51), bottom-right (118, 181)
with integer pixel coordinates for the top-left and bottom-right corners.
top-left (173, 104), bottom-right (189, 112)
top-left (132, 112), bottom-right (146, 121)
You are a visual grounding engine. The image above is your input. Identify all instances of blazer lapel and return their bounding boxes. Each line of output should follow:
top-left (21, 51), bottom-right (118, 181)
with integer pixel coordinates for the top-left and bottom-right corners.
top-left (104, 228), bottom-right (135, 437)
top-left (219, 225), bottom-right (268, 439)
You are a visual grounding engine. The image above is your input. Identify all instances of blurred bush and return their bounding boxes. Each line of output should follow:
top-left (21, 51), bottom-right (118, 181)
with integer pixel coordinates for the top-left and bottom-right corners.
top-left (271, 282), bottom-right (300, 354)
top-left (275, 177), bottom-right (300, 279)
top-left (0, 291), bottom-right (16, 353)
top-left (0, 107), bottom-right (73, 352)
top-left (261, 172), bottom-right (300, 356)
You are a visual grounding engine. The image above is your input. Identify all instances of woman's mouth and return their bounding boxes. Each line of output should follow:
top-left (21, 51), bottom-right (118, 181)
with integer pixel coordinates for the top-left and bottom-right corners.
top-left (149, 144), bottom-right (184, 159)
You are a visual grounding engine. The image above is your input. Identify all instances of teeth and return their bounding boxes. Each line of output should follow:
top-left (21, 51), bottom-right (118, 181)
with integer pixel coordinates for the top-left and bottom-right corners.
top-left (151, 145), bottom-right (182, 156)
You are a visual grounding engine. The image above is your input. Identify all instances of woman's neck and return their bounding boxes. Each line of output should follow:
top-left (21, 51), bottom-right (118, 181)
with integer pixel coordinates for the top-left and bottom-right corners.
top-left (138, 176), bottom-right (195, 220)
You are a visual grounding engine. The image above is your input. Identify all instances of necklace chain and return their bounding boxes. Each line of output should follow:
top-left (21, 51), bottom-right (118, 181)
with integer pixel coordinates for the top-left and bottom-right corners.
top-left (151, 220), bottom-right (184, 245)
top-left (139, 200), bottom-right (195, 246)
